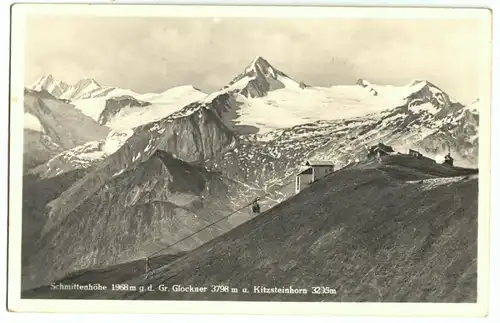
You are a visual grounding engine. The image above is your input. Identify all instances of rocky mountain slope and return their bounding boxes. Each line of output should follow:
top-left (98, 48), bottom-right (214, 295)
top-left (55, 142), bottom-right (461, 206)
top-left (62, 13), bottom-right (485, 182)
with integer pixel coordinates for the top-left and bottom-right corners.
top-left (29, 94), bottom-right (238, 179)
top-left (23, 89), bottom-right (109, 170)
top-left (22, 147), bottom-right (257, 290)
top-left (24, 155), bottom-right (479, 302)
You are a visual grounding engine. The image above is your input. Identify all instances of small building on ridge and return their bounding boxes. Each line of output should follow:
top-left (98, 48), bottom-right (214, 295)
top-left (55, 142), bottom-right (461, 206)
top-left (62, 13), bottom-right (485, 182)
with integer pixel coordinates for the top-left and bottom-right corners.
top-left (295, 160), bottom-right (334, 194)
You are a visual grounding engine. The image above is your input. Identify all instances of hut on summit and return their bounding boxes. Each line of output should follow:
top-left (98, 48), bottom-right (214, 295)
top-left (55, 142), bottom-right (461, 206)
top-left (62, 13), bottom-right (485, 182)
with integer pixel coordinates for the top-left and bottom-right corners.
top-left (367, 143), bottom-right (395, 160)
top-left (408, 149), bottom-right (423, 158)
top-left (295, 160), bottom-right (334, 194)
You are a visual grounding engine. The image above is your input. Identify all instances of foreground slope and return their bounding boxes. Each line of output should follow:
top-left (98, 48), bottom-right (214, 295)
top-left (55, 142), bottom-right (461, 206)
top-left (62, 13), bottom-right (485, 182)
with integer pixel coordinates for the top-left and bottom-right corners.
top-left (24, 155), bottom-right (479, 302)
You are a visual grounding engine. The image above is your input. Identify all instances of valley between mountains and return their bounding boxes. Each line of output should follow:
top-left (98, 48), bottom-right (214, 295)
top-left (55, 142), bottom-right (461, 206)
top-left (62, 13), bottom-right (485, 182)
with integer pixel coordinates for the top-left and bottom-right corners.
top-left (22, 56), bottom-right (481, 301)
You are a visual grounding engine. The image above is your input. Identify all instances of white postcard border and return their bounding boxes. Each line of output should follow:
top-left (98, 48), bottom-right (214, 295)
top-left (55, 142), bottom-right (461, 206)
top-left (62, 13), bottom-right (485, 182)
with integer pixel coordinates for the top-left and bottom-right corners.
top-left (7, 3), bottom-right (493, 316)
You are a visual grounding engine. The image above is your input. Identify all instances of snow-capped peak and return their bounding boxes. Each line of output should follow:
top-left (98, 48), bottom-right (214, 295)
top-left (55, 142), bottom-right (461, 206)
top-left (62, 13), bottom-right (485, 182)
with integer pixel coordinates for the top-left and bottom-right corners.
top-left (59, 77), bottom-right (103, 101)
top-left (223, 56), bottom-right (305, 98)
top-left (245, 56), bottom-right (273, 74)
top-left (404, 80), bottom-right (461, 103)
top-left (31, 74), bottom-right (54, 88)
top-left (74, 77), bottom-right (101, 89)
top-left (403, 79), bottom-right (462, 110)
top-left (408, 79), bottom-right (429, 87)
top-left (29, 75), bottom-right (103, 100)
top-left (252, 55), bottom-right (265, 64)
top-left (31, 74), bottom-right (54, 86)
top-left (30, 74), bottom-right (70, 98)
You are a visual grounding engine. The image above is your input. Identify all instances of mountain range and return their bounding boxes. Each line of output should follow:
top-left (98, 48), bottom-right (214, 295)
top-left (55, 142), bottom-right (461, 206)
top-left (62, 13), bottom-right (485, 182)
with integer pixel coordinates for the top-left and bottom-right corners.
top-left (22, 56), bottom-right (481, 291)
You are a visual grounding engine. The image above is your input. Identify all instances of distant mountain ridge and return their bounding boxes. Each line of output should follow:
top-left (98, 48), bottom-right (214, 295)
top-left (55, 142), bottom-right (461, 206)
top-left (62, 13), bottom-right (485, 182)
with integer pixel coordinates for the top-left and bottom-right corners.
top-left (30, 74), bottom-right (102, 101)
top-left (26, 56), bottom-right (480, 180)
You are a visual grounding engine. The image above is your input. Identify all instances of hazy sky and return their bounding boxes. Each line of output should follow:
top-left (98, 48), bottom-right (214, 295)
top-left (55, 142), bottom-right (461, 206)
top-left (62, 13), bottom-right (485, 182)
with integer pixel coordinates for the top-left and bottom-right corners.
top-left (24, 15), bottom-right (490, 103)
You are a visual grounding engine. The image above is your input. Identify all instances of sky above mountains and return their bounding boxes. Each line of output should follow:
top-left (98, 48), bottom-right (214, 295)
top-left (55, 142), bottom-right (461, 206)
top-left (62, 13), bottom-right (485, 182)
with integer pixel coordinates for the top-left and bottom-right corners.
top-left (24, 14), bottom-right (490, 103)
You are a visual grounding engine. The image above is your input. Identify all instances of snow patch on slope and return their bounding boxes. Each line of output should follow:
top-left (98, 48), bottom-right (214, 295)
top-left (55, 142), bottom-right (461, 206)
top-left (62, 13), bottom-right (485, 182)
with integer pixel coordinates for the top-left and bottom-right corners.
top-left (72, 97), bottom-right (109, 121)
top-left (277, 75), bottom-right (302, 89)
top-left (103, 129), bottom-right (134, 155)
top-left (408, 102), bottom-right (439, 115)
top-left (136, 85), bottom-right (206, 103)
top-left (72, 85), bottom-right (206, 129)
top-left (203, 76), bottom-right (253, 104)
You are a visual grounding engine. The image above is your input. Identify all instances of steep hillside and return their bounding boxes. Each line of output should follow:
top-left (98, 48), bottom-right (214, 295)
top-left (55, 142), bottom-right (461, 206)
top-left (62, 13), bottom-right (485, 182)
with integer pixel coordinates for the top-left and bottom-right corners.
top-left (24, 155), bottom-right (478, 302)
top-left (22, 170), bottom-right (88, 264)
top-left (23, 89), bottom-right (109, 170)
top-left (22, 149), bottom-right (250, 291)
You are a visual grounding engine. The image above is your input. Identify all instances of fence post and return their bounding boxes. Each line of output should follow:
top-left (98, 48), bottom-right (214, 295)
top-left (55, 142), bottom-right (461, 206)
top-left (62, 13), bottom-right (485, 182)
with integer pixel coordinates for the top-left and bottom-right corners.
top-left (145, 257), bottom-right (149, 277)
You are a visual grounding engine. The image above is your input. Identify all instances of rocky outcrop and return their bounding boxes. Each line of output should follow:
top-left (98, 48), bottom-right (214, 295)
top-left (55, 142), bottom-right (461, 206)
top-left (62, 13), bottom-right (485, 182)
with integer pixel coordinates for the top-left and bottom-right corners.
top-left (136, 102), bottom-right (238, 164)
top-left (356, 78), bottom-right (378, 96)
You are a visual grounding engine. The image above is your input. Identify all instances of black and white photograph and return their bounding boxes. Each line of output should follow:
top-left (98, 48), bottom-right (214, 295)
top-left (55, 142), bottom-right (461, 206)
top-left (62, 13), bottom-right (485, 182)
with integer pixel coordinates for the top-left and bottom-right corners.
top-left (7, 4), bottom-right (492, 315)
